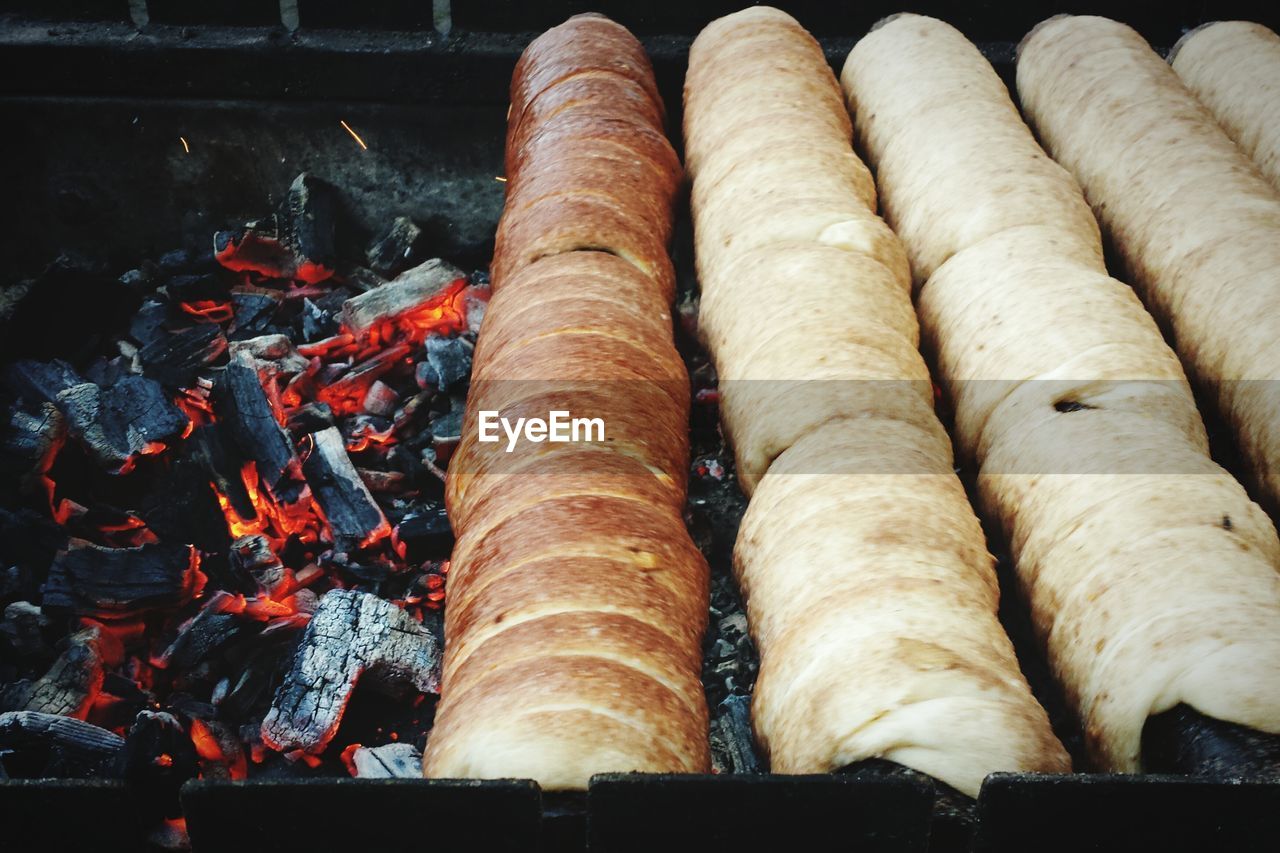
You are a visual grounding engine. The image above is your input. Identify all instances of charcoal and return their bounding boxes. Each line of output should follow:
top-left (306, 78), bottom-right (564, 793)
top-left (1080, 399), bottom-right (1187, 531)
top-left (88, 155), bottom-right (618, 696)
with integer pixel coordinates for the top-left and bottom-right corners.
top-left (157, 248), bottom-right (205, 274)
top-left (302, 427), bottom-right (389, 551)
top-left (366, 216), bottom-right (426, 279)
top-left (316, 344), bottom-right (411, 413)
top-left (186, 423), bottom-right (255, 521)
top-left (157, 606), bottom-right (246, 671)
top-left (214, 173), bottom-right (338, 285)
top-left (300, 297), bottom-right (336, 342)
top-left (229, 534), bottom-right (285, 593)
top-left (216, 641), bottom-right (291, 721)
top-left (1144, 703), bottom-right (1280, 779)
top-left (137, 442), bottom-right (234, 554)
top-left (261, 589), bottom-right (439, 754)
top-left (429, 394), bottom-right (466, 444)
top-left (4, 358), bottom-right (85, 405)
top-left (415, 360), bottom-right (437, 390)
top-left (228, 334), bottom-right (309, 377)
top-left (425, 334), bottom-right (473, 392)
top-left (395, 504), bottom-right (453, 562)
top-left (166, 273), bottom-right (226, 304)
top-left (190, 717), bottom-right (247, 781)
top-left (286, 402), bottom-right (334, 438)
top-left (1, 625), bottom-right (115, 719)
top-left (230, 289), bottom-right (283, 338)
top-left (338, 258), bottom-right (464, 336)
top-left (0, 601), bottom-right (52, 662)
top-left (343, 265), bottom-right (387, 294)
top-left (55, 375), bottom-right (189, 472)
top-left (0, 262), bottom-right (139, 362)
top-left (710, 694), bottom-right (759, 775)
top-left (139, 323), bottom-right (227, 387)
top-left (3, 400), bottom-right (65, 491)
top-left (83, 355), bottom-right (133, 387)
top-left (349, 742), bottom-right (422, 778)
top-left (0, 711), bottom-right (124, 778)
top-left (363, 380), bottom-right (399, 417)
top-left (213, 352), bottom-right (308, 506)
top-left (358, 469), bottom-right (409, 494)
top-left (128, 300), bottom-right (170, 348)
top-left (120, 710), bottom-right (199, 819)
top-left (44, 540), bottom-right (202, 617)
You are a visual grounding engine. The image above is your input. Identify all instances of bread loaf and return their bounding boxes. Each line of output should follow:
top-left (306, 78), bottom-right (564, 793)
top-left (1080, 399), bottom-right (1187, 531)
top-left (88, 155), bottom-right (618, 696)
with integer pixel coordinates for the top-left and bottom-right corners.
top-left (1017, 15), bottom-right (1280, 513)
top-left (686, 7), bottom-right (1067, 796)
top-left (843, 13), bottom-right (1280, 772)
top-left (423, 14), bottom-right (711, 788)
top-left (1171, 21), bottom-right (1280, 192)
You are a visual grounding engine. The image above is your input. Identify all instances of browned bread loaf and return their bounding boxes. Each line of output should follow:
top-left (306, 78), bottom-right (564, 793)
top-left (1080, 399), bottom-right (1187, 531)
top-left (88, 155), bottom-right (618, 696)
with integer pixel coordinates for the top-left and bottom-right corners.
top-left (423, 14), bottom-right (711, 789)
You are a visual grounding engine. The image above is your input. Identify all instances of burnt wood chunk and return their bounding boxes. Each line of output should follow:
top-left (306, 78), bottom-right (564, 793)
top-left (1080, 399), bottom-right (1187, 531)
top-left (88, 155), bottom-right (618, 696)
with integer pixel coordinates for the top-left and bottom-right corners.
top-left (302, 427), bottom-right (389, 550)
top-left (55, 375), bottom-right (189, 472)
top-left (121, 710), bottom-right (199, 820)
top-left (395, 503), bottom-right (453, 561)
top-left (350, 742), bottom-right (423, 778)
top-left (261, 589), bottom-right (439, 754)
top-left (43, 540), bottom-right (202, 617)
top-left (139, 323), bottom-right (227, 388)
top-left (367, 216), bottom-right (426, 278)
top-left (338, 258), bottom-right (464, 336)
top-left (1143, 704), bottom-right (1280, 779)
top-left (156, 604), bottom-right (245, 671)
top-left (4, 358), bottom-right (85, 405)
top-left (1, 625), bottom-right (113, 719)
top-left (187, 422), bottom-right (255, 521)
top-left (0, 711), bottom-right (124, 778)
top-left (213, 352), bottom-right (308, 506)
top-left (214, 173), bottom-right (338, 284)
top-left (3, 401), bottom-right (65, 490)
top-left (424, 334), bottom-right (473, 392)
top-left (710, 694), bottom-right (759, 774)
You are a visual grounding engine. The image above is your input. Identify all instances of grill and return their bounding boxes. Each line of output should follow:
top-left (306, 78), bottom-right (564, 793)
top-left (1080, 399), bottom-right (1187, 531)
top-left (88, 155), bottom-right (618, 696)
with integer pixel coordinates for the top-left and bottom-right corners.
top-left (3, 2), bottom-right (1280, 851)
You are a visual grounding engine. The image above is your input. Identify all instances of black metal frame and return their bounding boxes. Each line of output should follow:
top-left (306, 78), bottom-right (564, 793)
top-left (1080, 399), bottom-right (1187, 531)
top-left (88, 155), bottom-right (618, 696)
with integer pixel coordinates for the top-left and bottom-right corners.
top-left (4, 3), bottom-right (1280, 851)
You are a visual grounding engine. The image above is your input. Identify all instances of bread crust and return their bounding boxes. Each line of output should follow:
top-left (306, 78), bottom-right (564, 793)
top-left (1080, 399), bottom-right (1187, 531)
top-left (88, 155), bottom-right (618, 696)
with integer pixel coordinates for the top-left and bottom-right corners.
top-left (423, 16), bottom-right (710, 789)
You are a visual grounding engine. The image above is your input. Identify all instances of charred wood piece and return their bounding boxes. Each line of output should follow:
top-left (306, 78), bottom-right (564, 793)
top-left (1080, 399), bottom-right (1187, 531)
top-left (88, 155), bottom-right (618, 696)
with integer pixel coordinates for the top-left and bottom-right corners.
top-left (4, 358), bottom-right (85, 405)
top-left (55, 376), bottom-right (189, 472)
top-left (0, 711), bottom-right (124, 778)
top-left (350, 742), bottom-right (422, 778)
top-left (213, 352), bottom-right (308, 506)
top-left (3, 400), bottom-right (65, 492)
top-left (0, 601), bottom-right (52, 663)
top-left (302, 427), bottom-right (390, 550)
top-left (44, 540), bottom-right (203, 617)
top-left (394, 504), bottom-right (453, 562)
top-left (214, 173), bottom-right (338, 285)
top-left (187, 423), bottom-right (255, 521)
top-left (156, 601), bottom-right (246, 671)
top-left (422, 334), bottom-right (473, 393)
top-left (366, 216), bottom-right (427, 279)
top-left (261, 589), bottom-right (439, 754)
top-left (1143, 703), bottom-right (1280, 780)
top-left (139, 323), bottom-right (227, 388)
top-left (230, 289), bottom-right (284, 339)
top-left (315, 344), bottom-right (411, 413)
top-left (1, 625), bottom-right (117, 719)
top-left (120, 710), bottom-right (199, 820)
top-left (709, 694), bottom-right (759, 775)
top-left (338, 258), bottom-right (464, 336)
top-left (229, 334), bottom-right (309, 378)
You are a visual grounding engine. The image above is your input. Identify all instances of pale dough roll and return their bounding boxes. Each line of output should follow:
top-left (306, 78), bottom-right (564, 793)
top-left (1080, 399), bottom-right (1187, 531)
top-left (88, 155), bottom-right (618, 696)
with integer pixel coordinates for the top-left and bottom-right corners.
top-left (739, 423), bottom-right (1068, 794)
top-left (845, 12), bottom-right (1280, 774)
top-left (687, 6), bottom-right (1068, 792)
top-left (1171, 21), bottom-right (1280, 192)
top-left (1018, 13), bottom-right (1280, 511)
top-left (841, 13), bottom-right (1101, 283)
top-left (918, 226), bottom-right (1199, 459)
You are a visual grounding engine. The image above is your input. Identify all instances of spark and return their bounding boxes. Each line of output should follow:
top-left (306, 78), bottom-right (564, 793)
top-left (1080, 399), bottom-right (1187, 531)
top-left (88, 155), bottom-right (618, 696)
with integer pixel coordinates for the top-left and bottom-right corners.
top-left (340, 120), bottom-right (368, 150)
top-left (495, 175), bottom-right (508, 182)
top-left (179, 136), bottom-right (190, 154)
